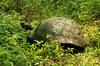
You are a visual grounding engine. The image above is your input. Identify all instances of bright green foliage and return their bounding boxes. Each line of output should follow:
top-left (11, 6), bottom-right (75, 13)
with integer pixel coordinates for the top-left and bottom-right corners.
top-left (0, 12), bottom-right (27, 46)
top-left (0, 0), bottom-right (100, 66)
top-left (0, 12), bottom-right (28, 65)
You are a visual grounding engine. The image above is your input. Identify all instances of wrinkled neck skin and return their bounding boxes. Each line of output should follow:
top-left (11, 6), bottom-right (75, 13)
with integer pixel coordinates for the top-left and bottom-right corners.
top-left (27, 30), bottom-right (35, 44)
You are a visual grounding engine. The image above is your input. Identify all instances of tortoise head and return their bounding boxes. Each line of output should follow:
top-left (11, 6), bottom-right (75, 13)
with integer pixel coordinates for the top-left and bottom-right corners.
top-left (20, 22), bottom-right (33, 30)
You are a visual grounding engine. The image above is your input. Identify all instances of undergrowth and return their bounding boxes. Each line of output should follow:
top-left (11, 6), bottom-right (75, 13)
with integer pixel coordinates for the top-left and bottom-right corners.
top-left (0, 0), bottom-right (100, 66)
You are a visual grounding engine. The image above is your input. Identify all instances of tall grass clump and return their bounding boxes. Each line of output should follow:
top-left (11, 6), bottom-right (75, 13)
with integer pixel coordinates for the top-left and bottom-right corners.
top-left (0, 0), bottom-right (100, 21)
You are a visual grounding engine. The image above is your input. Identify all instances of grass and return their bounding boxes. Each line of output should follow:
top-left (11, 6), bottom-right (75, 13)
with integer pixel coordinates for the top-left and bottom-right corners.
top-left (0, 0), bottom-right (100, 66)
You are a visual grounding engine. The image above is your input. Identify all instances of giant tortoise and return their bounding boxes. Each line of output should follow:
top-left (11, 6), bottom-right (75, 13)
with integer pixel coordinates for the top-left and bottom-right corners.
top-left (21, 17), bottom-right (88, 51)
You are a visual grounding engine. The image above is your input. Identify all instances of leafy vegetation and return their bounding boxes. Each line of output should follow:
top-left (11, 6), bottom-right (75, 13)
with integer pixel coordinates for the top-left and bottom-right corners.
top-left (0, 0), bottom-right (100, 66)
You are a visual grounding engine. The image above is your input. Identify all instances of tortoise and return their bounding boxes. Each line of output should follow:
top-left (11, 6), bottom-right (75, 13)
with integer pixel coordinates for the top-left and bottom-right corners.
top-left (22, 17), bottom-right (88, 51)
